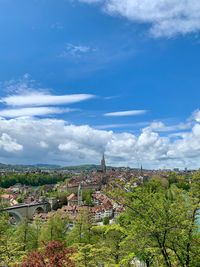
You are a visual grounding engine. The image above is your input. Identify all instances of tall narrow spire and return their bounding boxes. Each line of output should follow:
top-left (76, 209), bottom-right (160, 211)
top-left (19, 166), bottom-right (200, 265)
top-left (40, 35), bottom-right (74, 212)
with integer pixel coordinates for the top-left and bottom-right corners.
top-left (101, 153), bottom-right (106, 173)
top-left (140, 165), bottom-right (143, 176)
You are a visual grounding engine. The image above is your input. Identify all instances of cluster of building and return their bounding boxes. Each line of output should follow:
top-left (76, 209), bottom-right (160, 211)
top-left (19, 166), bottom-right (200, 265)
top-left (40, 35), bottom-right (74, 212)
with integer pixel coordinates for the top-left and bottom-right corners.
top-left (0, 155), bottom-right (156, 224)
top-left (65, 188), bottom-right (122, 222)
top-left (34, 155), bottom-right (124, 223)
top-left (0, 183), bottom-right (55, 208)
top-left (35, 189), bottom-right (124, 223)
top-left (2, 154), bottom-right (193, 225)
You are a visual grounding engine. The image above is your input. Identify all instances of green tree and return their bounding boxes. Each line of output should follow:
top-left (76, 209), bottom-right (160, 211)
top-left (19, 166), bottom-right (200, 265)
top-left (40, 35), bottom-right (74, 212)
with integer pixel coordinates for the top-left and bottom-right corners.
top-left (103, 216), bottom-right (109, 225)
top-left (14, 219), bottom-right (39, 252)
top-left (103, 224), bottom-right (127, 265)
top-left (108, 178), bottom-right (200, 267)
top-left (83, 190), bottom-right (93, 206)
top-left (39, 212), bottom-right (69, 243)
top-left (67, 209), bottom-right (95, 246)
top-left (0, 212), bottom-right (24, 266)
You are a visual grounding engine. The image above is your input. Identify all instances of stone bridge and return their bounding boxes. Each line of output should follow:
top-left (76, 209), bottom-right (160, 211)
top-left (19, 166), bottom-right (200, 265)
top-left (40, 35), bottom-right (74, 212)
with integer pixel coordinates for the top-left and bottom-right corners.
top-left (2, 202), bottom-right (50, 223)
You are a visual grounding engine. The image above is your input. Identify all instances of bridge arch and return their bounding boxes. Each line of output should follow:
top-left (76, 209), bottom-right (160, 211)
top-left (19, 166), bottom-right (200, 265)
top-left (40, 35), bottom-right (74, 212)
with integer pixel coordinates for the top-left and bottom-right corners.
top-left (2, 202), bottom-right (50, 222)
top-left (8, 210), bottom-right (23, 225)
top-left (33, 206), bottom-right (45, 215)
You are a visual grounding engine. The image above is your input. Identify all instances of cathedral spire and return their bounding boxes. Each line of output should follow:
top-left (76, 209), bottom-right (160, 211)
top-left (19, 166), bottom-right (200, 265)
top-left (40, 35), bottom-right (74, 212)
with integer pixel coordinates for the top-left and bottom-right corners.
top-left (101, 152), bottom-right (106, 173)
top-left (140, 165), bottom-right (143, 176)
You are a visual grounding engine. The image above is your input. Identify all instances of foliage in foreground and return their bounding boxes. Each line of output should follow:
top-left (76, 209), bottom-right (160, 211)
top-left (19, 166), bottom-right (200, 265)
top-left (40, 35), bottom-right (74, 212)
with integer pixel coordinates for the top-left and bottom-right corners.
top-left (0, 172), bottom-right (200, 266)
top-left (17, 241), bottom-right (75, 267)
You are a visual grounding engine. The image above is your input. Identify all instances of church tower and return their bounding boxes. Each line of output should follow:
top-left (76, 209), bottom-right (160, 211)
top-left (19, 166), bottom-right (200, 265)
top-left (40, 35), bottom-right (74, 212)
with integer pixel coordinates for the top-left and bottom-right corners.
top-left (140, 165), bottom-right (143, 177)
top-left (101, 153), bottom-right (106, 173)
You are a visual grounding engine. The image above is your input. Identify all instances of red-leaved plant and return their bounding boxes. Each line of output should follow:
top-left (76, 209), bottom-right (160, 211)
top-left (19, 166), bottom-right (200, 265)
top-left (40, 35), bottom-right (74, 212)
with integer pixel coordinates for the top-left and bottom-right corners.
top-left (19, 241), bottom-right (75, 267)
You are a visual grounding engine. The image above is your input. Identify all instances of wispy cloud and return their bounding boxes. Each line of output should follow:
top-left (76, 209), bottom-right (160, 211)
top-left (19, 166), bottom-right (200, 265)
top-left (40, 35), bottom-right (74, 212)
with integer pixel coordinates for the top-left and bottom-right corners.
top-left (0, 91), bottom-right (95, 107)
top-left (0, 107), bottom-right (74, 118)
top-left (104, 95), bottom-right (120, 100)
top-left (104, 110), bottom-right (148, 117)
top-left (50, 22), bottom-right (64, 30)
top-left (80, 0), bottom-right (102, 3)
top-left (96, 121), bottom-right (192, 132)
top-left (2, 73), bottom-right (36, 94)
top-left (1, 75), bottom-right (95, 108)
top-left (94, 122), bottom-right (149, 130)
top-left (149, 121), bottom-right (192, 133)
top-left (59, 43), bottom-right (96, 58)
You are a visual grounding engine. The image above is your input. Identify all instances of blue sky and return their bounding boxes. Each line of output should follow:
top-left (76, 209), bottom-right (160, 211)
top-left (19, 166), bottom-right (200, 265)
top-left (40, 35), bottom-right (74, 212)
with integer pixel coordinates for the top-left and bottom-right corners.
top-left (0, 0), bottom-right (200, 168)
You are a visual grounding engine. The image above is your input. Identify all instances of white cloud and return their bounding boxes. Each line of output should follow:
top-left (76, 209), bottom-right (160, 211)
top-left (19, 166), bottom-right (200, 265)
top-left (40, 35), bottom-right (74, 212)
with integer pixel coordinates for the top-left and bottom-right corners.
top-left (149, 121), bottom-right (191, 132)
top-left (0, 112), bottom-right (200, 168)
top-left (0, 91), bottom-right (95, 107)
top-left (0, 133), bottom-right (23, 153)
top-left (104, 110), bottom-right (147, 117)
top-left (1, 77), bottom-right (200, 168)
top-left (0, 107), bottom-right (73, 118)
top-left (39, 141), bottom-right (49, 149)
top-left (167, 124), bottom-right (200, 159)
top-left (79, 0), bottom-right (200, 37)
top-left (192, 109), bottom-right (200, 122)
top-left (1, 75), bottom-right (95, 108)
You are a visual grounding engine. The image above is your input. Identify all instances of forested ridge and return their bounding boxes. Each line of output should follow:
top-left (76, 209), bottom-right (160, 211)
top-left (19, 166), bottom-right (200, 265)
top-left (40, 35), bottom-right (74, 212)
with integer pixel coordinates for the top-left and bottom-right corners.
top-left (0, 173), bottom-right (69, 188)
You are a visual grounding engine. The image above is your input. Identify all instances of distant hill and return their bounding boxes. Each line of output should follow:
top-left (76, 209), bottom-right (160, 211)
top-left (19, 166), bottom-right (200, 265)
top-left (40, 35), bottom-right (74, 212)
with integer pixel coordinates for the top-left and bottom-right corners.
top-left (0, 163), bottom-right (60, 171)
top-left (0, 163), bottom-right (100, 171)
top-left (32, 164), bottom-right (61, 169)
top-left (61, 164), bottom-right (100, 171)
top-left (0, 163), bottom-right (99, 171)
